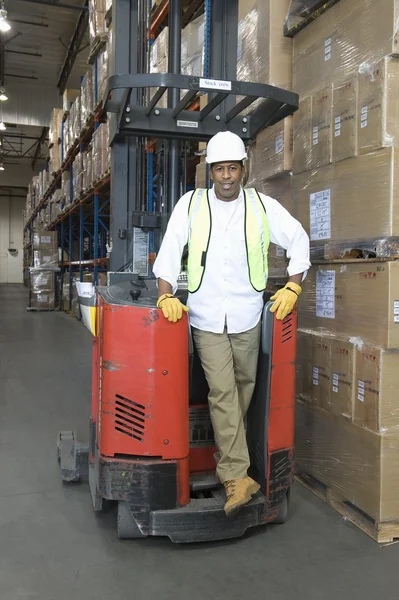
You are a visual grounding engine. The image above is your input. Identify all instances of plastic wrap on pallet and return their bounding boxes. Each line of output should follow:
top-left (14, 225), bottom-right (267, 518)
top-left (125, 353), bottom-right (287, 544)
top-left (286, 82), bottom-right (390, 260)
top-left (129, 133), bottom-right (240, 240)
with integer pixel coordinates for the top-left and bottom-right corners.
top-left (62, 170), bottom-right (71, 206)
top-left (293, 148), bottom-right (399, 249)
top-left (32, 231), bottom-right (58, 268)
top-left (105, 0), bottom-right (112, 10)
top-left (295, 399), bottom-right (399, 525)
top-left (63, 89), bottom-right (80, 113)
top-left (73, 154), bottom-right (84, 201)
top-left (293, 0), bottom-right (399, 98)
top-left (252, 117), bottom-right (293, 182)
top-left (298, 260), bottom-right (399, 349)
top-left (81, 70), bottom-right (94, 127)
top-left (89, 0), bottom-right (107, 45)
top-left (92, 123), bottom-right (109, 182)
top-left (237, 0), bottom-right (292, 90)
top-left (294, 57), bottom-right (399, 175)
top-left (29, 268), bottom-right (57, 310)
top-left (297, 327), bottom-right (399, 434)
top-left (49, 108), bottom-right (63, 146)
top-left (49, 144), bottom-right (62, 175)
top-left (97, 45), bottom-right (109, 102)
top-left (181, 15), bottom-right (204, 78)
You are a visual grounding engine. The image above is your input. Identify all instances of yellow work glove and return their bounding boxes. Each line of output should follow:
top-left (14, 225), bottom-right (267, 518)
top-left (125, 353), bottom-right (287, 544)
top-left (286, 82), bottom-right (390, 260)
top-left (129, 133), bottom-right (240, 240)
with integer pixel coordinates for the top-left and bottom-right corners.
top-left (270, 282), bottom-right (302, 320)
top-left (156, 293), bottom-right (189, 323)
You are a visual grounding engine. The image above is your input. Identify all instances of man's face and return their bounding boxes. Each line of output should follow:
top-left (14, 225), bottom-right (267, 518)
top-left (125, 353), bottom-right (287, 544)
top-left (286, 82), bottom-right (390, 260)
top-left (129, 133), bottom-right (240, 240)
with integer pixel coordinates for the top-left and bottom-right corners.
top-left (210, 161), bottom-right (244, 201)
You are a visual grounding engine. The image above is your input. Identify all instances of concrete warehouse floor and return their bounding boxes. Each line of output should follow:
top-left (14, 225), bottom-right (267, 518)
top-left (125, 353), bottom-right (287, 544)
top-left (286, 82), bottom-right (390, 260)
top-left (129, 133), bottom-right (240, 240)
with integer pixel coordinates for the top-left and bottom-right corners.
top-left (1, 283), bottom-right (399, 600)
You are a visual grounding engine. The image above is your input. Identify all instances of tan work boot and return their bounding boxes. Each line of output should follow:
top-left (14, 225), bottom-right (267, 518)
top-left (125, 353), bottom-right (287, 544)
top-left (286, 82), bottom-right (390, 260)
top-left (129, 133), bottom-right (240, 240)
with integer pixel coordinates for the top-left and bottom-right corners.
top-left (223, 477), bottom-right (260, 517)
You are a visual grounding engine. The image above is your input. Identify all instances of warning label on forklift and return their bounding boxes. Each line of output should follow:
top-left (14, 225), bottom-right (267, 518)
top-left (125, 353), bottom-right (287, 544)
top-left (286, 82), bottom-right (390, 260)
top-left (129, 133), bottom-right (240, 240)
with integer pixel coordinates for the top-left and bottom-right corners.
top-left (316, 270), bottom-right (335, 319)
top-left (133, 228), bottom-right (149, 276)
top-left (177, 120), bottom-right (199, 128)
top-left (199, 78), bottom-right (232, 91)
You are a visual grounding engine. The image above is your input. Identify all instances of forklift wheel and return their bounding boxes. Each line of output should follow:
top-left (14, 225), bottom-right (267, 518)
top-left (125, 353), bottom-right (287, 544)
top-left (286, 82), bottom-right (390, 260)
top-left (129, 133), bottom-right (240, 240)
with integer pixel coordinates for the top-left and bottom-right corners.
top-left (273, 492), bottom-right (289, 525)
top-left (117, 502), bottom-right (146, 539)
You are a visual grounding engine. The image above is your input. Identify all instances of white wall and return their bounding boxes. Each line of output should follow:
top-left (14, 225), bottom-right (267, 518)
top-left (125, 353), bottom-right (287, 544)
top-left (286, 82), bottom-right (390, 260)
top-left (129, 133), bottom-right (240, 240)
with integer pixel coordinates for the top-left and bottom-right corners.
top-left (0, 197), bottom-right (25, 284)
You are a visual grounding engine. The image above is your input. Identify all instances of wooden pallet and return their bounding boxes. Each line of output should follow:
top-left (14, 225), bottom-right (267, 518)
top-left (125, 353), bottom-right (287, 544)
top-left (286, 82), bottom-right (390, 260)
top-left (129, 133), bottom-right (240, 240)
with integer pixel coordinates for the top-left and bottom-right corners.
top-left (296, 472), bottom-right (399, 544)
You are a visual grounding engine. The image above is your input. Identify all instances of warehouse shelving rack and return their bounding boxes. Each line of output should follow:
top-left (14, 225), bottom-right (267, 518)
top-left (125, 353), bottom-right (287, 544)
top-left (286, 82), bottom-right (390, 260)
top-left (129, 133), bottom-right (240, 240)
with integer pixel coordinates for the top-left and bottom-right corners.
top-left (23, 0), bottom-right (299, 308)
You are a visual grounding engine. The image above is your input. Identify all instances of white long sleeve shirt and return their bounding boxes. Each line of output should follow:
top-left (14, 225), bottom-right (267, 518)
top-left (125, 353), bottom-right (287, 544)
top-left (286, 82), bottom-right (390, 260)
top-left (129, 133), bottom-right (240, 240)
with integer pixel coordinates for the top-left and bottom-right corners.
top-left (153, 186), bottom-right (311, 334)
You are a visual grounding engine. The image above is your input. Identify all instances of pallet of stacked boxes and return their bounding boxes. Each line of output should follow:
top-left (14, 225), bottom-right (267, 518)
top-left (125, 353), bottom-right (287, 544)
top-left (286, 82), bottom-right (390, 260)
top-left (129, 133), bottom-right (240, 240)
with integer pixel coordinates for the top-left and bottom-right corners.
top-left (27, 231), bottom-right (60, 311)
top-left (291, 0), bottom-right (399, 543)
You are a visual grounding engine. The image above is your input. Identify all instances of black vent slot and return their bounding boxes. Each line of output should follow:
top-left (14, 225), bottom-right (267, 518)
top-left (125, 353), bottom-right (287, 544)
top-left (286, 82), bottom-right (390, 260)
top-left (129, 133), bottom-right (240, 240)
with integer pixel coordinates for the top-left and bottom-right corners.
top-left (114, 394), bottom-right (146, 442)
top-left (282, 318), bottom-right (293, 344)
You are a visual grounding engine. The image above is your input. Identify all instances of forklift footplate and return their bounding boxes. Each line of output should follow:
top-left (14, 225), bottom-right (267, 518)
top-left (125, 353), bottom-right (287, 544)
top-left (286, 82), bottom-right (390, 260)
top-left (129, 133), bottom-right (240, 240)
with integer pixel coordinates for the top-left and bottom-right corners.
top-left (120, 488), bottom-right (268, 543)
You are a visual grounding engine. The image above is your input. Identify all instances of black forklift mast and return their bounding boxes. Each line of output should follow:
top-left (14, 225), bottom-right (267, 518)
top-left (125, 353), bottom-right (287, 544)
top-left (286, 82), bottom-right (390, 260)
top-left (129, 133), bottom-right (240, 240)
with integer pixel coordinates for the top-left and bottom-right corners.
top-left (106, 0), bottom-right (299, 277)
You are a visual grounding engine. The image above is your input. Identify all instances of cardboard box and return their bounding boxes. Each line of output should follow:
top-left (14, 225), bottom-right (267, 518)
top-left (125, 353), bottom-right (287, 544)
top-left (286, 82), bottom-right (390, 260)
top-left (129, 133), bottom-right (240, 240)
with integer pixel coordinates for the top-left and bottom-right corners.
top-left (312, 332), bottom-right (331, 411)
top-left (330, 337), bottom-right (355, 419)
top-left (254, 117), bottom-right (293, 180)
top-left (256, 173), bottom-right (293, 214)
top-left (354, 344), bottom-right (399, 434)
top-left (296, 399), bottom-right (399, 522)
top-left (296, 329), bottom-right (355, 419)
top-left (195, 161), bottom-right (207, 188)
top-left (299, 261), bottom-right (399, 348)
top-left (332, 77), bottom-right (357, 162)
top-left (63, 89), bottom-right (80, 113)
top-left (311, 86), bottom-right (332, 169)
top-left (267, 243), bottom-right (288, 278)
top-left (357, 57), bottom-right (399, 155)
top-left (294, 148), bottom-right (399, 243)
top-left (293, 96), bottom-right (312, 174)
top-left (293, 0), bottom-right (399, 97)
top-left (237, 0), bottom-right (292, 90)
top-left (296, 329), bottom-right (314, 401)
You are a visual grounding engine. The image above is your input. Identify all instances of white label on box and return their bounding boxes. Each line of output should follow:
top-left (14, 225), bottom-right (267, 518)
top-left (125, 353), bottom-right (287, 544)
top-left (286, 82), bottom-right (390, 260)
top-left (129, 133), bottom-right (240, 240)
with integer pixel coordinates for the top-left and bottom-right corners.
top-left (360, 105), bottom-right (368, 129)
top-left (316, 270), bottom-right (335, 319)
top-left (176, 119), bottom-right (199, 129)
top-left (43, 255), bottom-right (51, 263)
top-left (334, 116), bottom-right (341, 137)
top-left (395, 316), bottom-right (399, 324)
top-left (199, 78), bottom-right (232, 91)
top-left (357, 380), bottom-right (365, 402)
top-left (275, 245), bottom-right (285, 257)
top-left (310, 189), bottom-right (331, 241)
top-left (324, 37), bottom-right (332, 61)
top-left (132, 228), bottom-right (149, 277)
top-left (313, 366), bottom-right (319, 386)
top-left (312, 125), bottom-right (319, 145)
top-left (275, 134), bottom-right (284, 154)
top-left (38, 295), bottom-right (48, 303)
top-left (333, 372), bottom-right (339, 393)
top-left (40, 236), bottom-right (52, 244)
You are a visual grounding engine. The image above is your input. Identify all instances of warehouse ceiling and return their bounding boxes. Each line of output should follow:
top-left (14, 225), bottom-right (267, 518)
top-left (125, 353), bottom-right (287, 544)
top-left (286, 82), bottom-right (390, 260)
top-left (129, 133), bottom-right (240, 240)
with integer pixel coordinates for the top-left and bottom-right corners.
top-left (0, 0), bottom-right (90, 186)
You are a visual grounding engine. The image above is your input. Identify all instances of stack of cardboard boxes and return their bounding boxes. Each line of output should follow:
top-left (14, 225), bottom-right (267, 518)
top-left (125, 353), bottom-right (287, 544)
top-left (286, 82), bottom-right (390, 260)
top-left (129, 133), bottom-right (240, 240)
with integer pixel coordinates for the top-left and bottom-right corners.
top-left (293, 0), bottom-right (399, 529)
top-left (28, 232), bottom-right (60, 310)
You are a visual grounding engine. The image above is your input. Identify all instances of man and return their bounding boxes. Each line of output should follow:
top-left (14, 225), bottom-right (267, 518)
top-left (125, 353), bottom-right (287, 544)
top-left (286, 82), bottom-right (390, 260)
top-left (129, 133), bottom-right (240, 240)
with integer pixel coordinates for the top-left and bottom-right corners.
top-left (153, 131), bottom-right (310, 517)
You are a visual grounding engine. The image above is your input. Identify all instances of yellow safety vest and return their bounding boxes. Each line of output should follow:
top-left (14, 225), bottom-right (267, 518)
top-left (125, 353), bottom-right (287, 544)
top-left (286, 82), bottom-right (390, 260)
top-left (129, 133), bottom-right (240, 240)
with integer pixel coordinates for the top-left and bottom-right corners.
top-left (187, 188), bottom-right (270, 293)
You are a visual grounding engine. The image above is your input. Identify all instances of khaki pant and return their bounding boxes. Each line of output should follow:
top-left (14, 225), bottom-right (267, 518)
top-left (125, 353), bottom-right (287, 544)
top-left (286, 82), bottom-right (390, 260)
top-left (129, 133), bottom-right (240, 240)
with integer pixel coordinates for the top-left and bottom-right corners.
top-left (192, 322), bottom-right (261, 483)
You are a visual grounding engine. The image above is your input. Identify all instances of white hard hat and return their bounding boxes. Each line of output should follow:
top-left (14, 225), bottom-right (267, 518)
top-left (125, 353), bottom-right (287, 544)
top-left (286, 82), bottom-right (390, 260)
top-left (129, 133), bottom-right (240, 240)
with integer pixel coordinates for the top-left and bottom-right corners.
top-left (206, 131), bottom-right (248, 165)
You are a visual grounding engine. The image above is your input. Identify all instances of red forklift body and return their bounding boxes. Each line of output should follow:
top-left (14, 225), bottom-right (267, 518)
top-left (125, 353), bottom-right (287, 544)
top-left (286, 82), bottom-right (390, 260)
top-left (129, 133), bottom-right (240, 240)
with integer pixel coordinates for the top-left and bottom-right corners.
top-left (60, 280), bottom-right (296, 543)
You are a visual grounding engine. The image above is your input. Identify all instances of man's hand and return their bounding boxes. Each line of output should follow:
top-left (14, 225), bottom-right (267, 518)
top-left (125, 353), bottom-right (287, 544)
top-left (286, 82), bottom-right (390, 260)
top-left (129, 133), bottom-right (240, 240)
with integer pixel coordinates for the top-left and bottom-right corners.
top-left (270, 282), bottom-right (302, 320)
top-left (156, 294), bottom-right (189, 323)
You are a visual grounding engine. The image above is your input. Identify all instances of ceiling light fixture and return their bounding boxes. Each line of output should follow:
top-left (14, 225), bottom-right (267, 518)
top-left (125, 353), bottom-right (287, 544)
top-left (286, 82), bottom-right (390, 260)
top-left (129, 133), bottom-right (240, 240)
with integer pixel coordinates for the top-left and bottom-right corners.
top-left (0, 121), bottom-right (6, 131)
top-left (0, 8), bottom-right (10, 33)
top-left (0, 88), bottom-right (8, 101)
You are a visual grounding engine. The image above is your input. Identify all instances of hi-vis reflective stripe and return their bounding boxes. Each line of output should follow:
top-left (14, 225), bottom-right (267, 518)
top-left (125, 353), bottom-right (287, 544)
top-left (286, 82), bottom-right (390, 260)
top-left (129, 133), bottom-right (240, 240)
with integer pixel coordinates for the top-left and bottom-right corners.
top-left (188, 188), bottom-right (208, 246)
top-left (245, 187), bottom-right (268, 284)
top-left (187, 187), bottom-right (270, 293)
